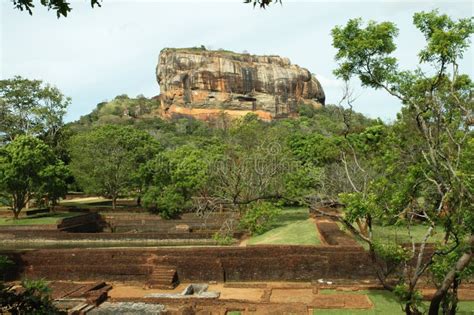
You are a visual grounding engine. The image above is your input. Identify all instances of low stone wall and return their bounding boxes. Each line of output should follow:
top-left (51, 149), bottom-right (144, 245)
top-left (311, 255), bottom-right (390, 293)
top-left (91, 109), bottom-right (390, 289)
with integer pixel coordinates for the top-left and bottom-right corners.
top-left (316, 219), bottom-right (360, 246)
top-left (57, 213), bottom-right (105, 232)
top-left (1, 212), bottom-right (244, 240)
top-left (2, 246), bottom-right (376, 283)
top-left (25, 208), bottom-right (50, 216)
top-left (104, 212), bottom-right (237, 233)
top-left (158, 246), bottom-right (374, 281)
top-left (0, 225), bottom-right (58, 231)
top-left (0, 230), bottom-right (242, 240)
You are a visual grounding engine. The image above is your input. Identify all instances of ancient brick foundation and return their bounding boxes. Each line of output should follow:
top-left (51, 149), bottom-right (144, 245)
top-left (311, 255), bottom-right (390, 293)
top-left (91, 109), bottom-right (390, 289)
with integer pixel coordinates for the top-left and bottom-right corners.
top-left (0, 212), bottom-right (242, 240)
top-left (57, 213), bottom-right (105, 232)
top-left (3, 246), bottom-right (376, 283)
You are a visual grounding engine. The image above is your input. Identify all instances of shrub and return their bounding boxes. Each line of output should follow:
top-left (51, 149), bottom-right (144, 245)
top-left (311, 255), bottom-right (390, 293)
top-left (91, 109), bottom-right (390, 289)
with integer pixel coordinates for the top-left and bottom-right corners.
top-left (0, 276), bottom-right (61, 314)
top-left (239, 201), bottom-right (282, 235)
top-left (212, 232), bottom-right (234, 245)
top-left (0, 255), bottom-right (13, 280)
top-left (298, 103), bottom-right (317, 118)
top-left (142, 186), bottom-right (185, 219)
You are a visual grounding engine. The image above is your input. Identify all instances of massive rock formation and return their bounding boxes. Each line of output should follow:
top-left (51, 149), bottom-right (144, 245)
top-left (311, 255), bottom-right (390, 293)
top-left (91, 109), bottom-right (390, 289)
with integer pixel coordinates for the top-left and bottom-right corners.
top-left (156, 48), bottom-right (325, 121)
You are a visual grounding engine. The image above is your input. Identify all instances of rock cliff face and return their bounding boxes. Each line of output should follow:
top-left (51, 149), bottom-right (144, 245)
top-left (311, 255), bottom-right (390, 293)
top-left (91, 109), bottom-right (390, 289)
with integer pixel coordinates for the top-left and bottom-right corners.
top-left (156, 48), bottom-right (325, 121)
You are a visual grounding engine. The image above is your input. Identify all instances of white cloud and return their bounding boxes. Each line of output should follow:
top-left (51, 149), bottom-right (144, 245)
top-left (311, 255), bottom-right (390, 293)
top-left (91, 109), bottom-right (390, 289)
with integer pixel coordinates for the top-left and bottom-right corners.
top-left (1, 0), bottom-right (473, 122)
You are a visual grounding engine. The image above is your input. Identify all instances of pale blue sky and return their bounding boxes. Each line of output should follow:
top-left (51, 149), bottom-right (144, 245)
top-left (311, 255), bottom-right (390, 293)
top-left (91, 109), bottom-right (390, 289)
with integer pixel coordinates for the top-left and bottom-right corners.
top-left (1, 0), bottom-right (473, 122)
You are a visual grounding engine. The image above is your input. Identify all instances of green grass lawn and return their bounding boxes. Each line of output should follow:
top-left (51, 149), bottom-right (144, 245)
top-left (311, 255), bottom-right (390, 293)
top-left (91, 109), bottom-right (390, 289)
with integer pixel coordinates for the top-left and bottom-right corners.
top-left (0, 212), bottom-right (78, 226)
top-left (313, 290), bottom-right (474, 314)
top-left (338, 221), bottom-right (446, 248)
top-left (247, 207), bottom-right (320, 245)
top-left (59, 197), bottom-right (111, 207)
top-left (371, 223), bottom-right (445, 244)
top-left (59, 197), bottom-right (136, 208)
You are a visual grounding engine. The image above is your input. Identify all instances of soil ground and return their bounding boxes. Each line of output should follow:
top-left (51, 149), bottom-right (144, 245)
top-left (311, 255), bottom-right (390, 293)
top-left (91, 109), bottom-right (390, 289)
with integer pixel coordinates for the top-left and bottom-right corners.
top-left (106, 282), bottom-right (474, 314)
top-left (109, 282), bottom-right (365, 310)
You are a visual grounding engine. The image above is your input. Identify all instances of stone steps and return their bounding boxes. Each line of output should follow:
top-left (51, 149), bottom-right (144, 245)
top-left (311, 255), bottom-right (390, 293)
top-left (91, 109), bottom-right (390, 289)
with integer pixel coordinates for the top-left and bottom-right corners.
top-left (147, 266), bottom-right (178, 289)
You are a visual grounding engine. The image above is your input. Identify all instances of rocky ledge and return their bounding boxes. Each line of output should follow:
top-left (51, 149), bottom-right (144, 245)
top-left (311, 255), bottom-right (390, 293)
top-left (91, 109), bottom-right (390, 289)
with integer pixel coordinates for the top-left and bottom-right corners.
top-left (156, 48), bottom-right (325, 121)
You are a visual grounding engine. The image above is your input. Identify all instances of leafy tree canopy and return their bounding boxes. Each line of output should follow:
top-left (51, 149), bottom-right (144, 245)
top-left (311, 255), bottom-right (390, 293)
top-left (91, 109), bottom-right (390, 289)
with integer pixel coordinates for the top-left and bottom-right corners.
top-left (0, 76), bottom-right (70, 146)
top-left (0, 135), bottom-right (68, 218)
top-left (329, 10), bottom-right (473, 315)
top-left (245, 0), bottom-right (281, 9)
top-left (141, 144), bottom-right (214, 218)
top-left (11, 0), bottom-right (101, 18)
top-left (68, 125), bottom-right (161, 209)
top-left (10, 0), bottom-right (279, 17)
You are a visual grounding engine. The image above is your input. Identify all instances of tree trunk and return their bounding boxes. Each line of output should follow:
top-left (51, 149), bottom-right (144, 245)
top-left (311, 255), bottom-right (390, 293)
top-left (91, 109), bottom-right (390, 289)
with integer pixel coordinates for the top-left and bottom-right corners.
top-left (448, 276), bottom-right (459, 315)
top-left (136, 195), bottom-right (141, 207)
top-left (13, 197), bottom-right (23, 219)
top-left (404, 301), bottom-right (415, 315)
top-left (12, 193), bottom-right (27, 219)
top-left (428, 235), bottom-right (473, 315)
top-left (356, 218), bottom-right (369, 237)
top-left (404, 301), bottom-right (422, 315)
top-left (51, 200), bottom-right (57, 212)
top-left (405, 303), bottom-right (411, 315)
top-left (368, 244), bottom-right (395, 291)
top-left (112, 196), bottom-right (117, 210)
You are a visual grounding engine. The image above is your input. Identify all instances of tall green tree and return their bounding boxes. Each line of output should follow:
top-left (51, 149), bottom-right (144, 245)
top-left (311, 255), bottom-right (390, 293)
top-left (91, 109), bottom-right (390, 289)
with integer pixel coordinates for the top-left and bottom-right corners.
top-left (68, 125), bottom-right (160, 209)
top-left (193, 115), bottom-right (321, 213)
top-left (329, 10), bottom-right (473, 315)
top-left (38, 162), bottom-right (70, 211)
top-left (141, 144), bottom-right (212, 218)
top-left (0, 135), bottom-right (68, 218)
top-left (0, 76), bottom-right (70, 146)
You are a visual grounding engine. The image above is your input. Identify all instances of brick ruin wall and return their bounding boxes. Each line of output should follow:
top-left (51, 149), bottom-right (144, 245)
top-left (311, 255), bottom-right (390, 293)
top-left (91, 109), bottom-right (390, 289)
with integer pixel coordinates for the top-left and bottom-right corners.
top-left (1, 229), bottom-right (233, 240)
top-left (316, 221), bottom-right (360, 246)
top-left (57, 213), bottom-right (104, 232)
top-left (2, 246), bottom-right (376, 283)
top-left (0, 212), bottom-right (242, 240)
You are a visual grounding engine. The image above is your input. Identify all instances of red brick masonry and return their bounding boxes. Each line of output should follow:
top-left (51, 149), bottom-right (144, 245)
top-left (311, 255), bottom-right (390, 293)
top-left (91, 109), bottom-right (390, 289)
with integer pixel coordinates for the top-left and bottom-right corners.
top-left (2, 246), bottom-right (376, 283)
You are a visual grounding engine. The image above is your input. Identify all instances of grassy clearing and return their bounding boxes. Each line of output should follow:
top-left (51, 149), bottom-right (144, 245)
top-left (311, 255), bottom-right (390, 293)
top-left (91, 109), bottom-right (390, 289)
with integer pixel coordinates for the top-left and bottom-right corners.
top-left (59, 197), bottom-right (135, 208)
top-left (0, 212), bottom-right (78, 226)
top-left (371, 223), bottom-right (445, 244)
top-left (313, 290), bottom-right (474, 314)
top-left (313, 290), bottom-right (399, 314)
top-left (59, 197), bottom-right (110, 207)
top-left (247, 208), bottom-right (320, 245)
top-left (338, 222), bottom-right (446, 248)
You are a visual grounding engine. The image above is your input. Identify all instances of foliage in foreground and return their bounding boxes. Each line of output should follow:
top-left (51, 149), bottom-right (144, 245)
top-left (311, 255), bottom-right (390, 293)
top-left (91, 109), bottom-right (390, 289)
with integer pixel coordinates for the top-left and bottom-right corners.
top-left (327, 9), bottom-right (474, 315)
top-left (9, 0), bottom-right (277, 18)
top-left (0, 255), bottom-right (60, 314)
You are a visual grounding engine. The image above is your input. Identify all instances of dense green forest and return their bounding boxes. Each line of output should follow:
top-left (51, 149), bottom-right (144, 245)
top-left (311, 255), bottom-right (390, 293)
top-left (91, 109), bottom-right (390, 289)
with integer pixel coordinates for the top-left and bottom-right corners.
top-left (66, 96), bottom-right (377, 215)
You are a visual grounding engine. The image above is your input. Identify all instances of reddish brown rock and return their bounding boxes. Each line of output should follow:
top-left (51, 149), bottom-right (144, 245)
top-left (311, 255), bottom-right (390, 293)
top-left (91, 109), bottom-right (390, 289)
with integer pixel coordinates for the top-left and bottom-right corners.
top-left (156, 48), bottom-right (325, 120)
